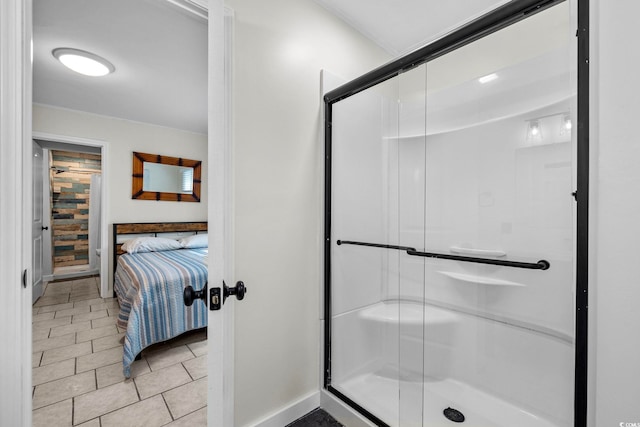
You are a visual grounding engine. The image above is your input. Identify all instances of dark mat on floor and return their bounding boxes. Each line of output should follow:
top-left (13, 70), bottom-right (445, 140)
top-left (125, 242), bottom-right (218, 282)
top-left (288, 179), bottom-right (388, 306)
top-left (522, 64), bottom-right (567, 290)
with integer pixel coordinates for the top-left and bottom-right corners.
top-left (286, 408), bottom-right (344, 427)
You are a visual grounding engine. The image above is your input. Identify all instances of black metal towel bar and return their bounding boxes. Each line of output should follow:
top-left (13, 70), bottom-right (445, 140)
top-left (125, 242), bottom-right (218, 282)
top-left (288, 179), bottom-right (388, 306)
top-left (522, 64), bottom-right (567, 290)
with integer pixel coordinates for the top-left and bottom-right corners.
top-left (336, 240), bottom-right (550, 270)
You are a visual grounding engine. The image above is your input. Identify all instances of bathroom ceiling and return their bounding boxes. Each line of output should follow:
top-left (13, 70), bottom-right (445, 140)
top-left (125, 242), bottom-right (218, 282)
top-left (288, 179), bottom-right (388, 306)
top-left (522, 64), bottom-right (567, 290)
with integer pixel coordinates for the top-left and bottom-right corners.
top-left (312, 0), bottom-right (510, 56)
top-left (33, 0), bottom-right (513, 134)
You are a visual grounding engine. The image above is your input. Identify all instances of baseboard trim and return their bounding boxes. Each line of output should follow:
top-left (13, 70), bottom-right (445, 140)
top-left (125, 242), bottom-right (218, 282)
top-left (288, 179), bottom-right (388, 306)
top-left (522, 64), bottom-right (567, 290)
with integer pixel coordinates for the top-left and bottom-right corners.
top-left (321, 389), bottom-right (376, 427)
top-left (252, 391), bottom-right (320, 427)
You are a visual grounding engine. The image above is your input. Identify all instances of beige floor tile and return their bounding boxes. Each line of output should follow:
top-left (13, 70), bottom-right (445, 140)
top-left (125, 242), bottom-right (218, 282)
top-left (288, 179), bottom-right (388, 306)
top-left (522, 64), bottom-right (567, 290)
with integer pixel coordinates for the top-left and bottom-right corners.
top-left (92, 315), bottom-right (118, 329)
top-left (33, 333), bottom-right (76, 353)
top-left (33, 351), bottom-right (43, 368)
top-left (34, 294), bottom-right (70, 307)
top-left (32, 370), bottom-right (95, 409)
top-left (74, 297), bottom-right (107, 308)
top-left (77, 346), bottom-right (123, 373)
top-left (168, 329), bottom-right (207, 347)
top-left (183, 355), bottom-right (207, 380)
top-left (164, 407), bottom-right (207, 427)
top-left (32, 311), bottom-right (55, 322)
top-left (77, 324), bottom-right (119, 343)
top-left (55, 305), bottom-right (91, 318)
top-left (44, 285), bottom-right (71, 297)
top-left (70, 292), bottom-right (102, 303)
top-left (73, 381), bottom-right (139, 425)
top-left (146, 345), bottom-right (194, 371)
top-left (32, 327), bottom-right (50, 341)
top-left (163, 377), bottom-right (207, 419)
top-left (33, 316), bottom-right (72, 329)
top-left (32, 398), bottom-right (72, 427)
top-left (41, 341), bottom-right (92, 366)
top-left (135, 363), bottom-right (192, 400)
top-left (37, 302), bottom-right (74, 314)
top-left (73, 309), bottom-right (108, 323)
top-left (90, 300), bottom-right (120, 312)
top-left (72, 277), bottom-right (98, 288)
top-left (107, 307), bottom-right (120, 317)
top-left (100, 394), bottom-right (172, 427)
top-left (92, 332), bottom-right (125, 353)
top-left (32, 358), bottom-right (75, 386)
top-left (49, 320), bottom-right (91, 337)
top-left (96, 360), bottom-right (150, 389)
top-left (70, 295), bottom-right (102, 305)
top-left (44, 282), bottom-right (73, 294)
top-left (187, 340), bottom-right (208, 357)
top-left (75, 419), bottom-right (101, 427)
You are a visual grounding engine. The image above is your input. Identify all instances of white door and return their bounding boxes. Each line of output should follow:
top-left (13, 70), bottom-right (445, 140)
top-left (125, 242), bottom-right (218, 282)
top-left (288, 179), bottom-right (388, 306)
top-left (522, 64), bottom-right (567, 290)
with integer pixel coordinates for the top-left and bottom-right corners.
top-left (32, 141), bottom-right (45, 303)
top-left (206, 2), bottom-right (236, 426)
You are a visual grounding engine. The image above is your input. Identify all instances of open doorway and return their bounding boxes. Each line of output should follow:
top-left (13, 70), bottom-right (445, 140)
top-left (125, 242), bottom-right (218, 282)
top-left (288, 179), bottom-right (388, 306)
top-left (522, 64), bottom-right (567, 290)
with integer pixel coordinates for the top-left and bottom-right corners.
top-left (30, 0), bottom-right (209, 424)
top-left (41, 144), bottom-right (102, 280)
top-left (33, 136), bottom-right (108, 293)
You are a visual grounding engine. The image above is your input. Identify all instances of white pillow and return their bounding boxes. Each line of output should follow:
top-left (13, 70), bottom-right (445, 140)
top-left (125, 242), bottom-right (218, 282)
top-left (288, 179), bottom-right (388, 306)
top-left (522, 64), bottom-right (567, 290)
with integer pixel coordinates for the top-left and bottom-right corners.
top-left (179, 233), bottom-right (208, 249)
top-left (121, 237), bottom-right (181, 254)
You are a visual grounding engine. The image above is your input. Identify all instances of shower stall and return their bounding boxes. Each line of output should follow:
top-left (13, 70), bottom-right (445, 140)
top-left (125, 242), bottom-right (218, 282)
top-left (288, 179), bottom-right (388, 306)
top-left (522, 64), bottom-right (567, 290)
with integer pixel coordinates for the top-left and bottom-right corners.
top-left (323, 1), bottom-right (588, 426)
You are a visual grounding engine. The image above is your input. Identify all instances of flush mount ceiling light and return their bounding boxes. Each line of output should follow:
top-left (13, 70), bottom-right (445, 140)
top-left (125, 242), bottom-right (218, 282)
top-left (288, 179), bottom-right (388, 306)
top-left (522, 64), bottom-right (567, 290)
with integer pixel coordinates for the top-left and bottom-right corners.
top-left (52, 48), bottom-right (115, 77)
top-left (478, 73), bottom-right (498, 84)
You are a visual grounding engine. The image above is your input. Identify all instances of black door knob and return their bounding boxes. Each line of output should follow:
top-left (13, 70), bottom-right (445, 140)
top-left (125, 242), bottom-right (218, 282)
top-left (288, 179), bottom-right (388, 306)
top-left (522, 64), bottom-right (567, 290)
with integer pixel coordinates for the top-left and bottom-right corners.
top-left (223, 281), bottom-right (247, 303)
top-left (184, 282), bottom-right (208, 307)
top-left (42, 226), bottom-right (49, 230)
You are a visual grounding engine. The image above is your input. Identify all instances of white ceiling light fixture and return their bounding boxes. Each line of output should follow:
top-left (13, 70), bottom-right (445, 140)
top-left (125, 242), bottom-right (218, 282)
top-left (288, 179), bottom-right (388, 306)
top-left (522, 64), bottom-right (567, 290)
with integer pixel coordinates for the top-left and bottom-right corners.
top-left (478, 73), bottom-right (498, 84)
top-left (52, 48), bottom-right (115, 77)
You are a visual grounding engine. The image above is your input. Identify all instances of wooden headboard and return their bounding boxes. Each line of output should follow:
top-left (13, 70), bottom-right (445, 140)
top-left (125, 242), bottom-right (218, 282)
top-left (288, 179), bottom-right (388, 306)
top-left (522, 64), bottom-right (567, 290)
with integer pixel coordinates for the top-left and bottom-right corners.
top-left (112, 221), bottom-right (208, 275)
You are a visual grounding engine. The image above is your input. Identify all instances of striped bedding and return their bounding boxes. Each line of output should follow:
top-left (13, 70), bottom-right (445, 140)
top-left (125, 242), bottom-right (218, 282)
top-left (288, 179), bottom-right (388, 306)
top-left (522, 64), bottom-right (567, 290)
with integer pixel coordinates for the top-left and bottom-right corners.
top-left (114, 248), bottom-right (208, 377)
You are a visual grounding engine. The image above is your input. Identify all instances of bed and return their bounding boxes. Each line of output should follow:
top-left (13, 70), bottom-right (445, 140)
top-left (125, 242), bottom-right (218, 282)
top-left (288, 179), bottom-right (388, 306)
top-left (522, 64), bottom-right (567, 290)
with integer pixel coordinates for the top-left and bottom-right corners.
top-left (113, 222), bottom-right (208, 377)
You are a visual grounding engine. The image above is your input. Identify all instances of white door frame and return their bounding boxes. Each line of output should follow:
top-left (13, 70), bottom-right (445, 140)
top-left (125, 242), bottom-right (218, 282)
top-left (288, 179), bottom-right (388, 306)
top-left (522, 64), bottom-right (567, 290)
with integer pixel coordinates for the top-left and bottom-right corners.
top-left (33, 132), bottom-right (110, 298)
top-left (0, 0), bottom-right (33, 425)
top-left (208, 1), bottom-right (236, 425)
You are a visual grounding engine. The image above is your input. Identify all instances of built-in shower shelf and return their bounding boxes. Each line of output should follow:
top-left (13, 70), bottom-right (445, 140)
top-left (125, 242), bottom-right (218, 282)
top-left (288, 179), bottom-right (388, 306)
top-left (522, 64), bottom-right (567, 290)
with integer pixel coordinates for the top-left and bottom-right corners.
top-left (358, 301), bottom-right (457, 325)
top-left (438, 271), bottom-right (525, 287)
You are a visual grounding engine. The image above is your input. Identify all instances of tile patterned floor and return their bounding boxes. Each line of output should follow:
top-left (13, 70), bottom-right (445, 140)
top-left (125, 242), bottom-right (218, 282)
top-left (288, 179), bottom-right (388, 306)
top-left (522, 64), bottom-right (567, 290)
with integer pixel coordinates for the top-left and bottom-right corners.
top-left (32, 276), bottom-right (207, 426)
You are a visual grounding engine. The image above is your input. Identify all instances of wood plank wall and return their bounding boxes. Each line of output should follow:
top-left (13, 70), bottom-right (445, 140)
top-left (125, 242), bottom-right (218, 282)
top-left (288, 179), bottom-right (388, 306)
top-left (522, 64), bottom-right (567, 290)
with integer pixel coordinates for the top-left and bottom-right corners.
top-left (51, 150), bottom-right (102, 268)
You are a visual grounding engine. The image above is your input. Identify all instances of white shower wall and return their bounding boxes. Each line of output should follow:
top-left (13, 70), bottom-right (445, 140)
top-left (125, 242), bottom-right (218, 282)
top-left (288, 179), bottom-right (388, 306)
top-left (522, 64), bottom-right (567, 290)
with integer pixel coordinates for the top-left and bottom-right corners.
top-left (332, 108), bottom-right (575, 425)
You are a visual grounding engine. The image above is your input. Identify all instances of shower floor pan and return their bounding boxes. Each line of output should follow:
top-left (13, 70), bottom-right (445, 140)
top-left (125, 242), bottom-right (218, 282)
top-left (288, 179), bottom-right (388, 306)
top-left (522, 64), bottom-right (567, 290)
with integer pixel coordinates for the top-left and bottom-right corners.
top-left (336, 372), bottom-right (561, 427)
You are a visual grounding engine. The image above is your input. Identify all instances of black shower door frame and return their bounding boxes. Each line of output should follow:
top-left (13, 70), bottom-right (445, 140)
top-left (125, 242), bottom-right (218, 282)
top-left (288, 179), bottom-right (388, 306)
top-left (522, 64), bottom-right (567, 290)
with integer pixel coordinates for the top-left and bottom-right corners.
top-left (323, 0), bottom-right (589, 426)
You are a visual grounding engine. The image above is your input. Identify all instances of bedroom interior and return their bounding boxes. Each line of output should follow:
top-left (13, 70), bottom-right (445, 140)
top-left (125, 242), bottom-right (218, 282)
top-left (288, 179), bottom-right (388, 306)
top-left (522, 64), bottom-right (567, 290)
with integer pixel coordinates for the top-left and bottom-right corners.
top-left (30, 0), bottom-right (210, 425)
top-left (1, 0), bottom-right (636, 426)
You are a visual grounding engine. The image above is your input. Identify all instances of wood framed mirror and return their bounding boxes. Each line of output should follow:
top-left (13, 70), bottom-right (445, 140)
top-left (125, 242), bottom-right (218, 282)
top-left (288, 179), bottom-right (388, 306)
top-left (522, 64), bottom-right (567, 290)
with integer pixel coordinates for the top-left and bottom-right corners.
top-left (132, 151), bottom-right (201, 202)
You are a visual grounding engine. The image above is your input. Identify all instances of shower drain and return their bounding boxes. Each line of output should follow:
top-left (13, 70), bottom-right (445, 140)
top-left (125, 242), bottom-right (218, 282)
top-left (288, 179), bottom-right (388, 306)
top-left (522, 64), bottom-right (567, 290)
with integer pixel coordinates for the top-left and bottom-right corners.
top-left (443, 407), bottom-right (465, 423)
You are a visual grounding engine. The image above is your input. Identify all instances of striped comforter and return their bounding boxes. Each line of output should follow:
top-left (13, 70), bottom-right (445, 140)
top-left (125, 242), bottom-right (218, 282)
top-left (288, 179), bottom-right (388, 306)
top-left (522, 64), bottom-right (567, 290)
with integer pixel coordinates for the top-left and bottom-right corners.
top-left (114, 248), bottom-right (208, 377)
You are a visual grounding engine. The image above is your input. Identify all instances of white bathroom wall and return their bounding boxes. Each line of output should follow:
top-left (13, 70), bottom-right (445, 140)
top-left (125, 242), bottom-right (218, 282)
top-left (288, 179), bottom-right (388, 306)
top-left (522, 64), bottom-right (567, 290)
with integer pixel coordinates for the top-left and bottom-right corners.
top-left (32, 104), bottom-right (208, 290)
top-left (591, 0), bottom-right (640, 424)
top-left (223, 1), bottom-right (391, 425)
top-left (419, 109), bottom-right (574, 336)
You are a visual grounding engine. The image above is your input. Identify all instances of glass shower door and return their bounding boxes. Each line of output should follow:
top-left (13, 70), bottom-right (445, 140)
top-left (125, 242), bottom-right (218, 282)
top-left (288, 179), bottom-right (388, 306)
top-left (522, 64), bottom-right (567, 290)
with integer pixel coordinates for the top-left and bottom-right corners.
top-left (395, 64), bottom-right (428, 427)
top-left (415, 2), bottom-right (576, 426)
top-left (327, 2), bottom-right (578, 426)
top-left (329, 74), bottom-right (406, 426)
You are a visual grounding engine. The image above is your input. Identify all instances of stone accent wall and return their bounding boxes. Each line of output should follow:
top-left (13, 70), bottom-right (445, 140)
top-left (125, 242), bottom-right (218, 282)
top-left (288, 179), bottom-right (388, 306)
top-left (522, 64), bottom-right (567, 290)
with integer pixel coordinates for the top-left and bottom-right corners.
top-left (51, 150), bottom-right (101, 268)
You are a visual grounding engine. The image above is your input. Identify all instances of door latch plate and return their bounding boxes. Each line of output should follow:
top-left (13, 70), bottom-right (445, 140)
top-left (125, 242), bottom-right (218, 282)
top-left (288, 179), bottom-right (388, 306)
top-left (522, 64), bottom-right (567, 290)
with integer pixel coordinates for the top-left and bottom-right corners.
top-left (210, 287), bottom-right (221, 311)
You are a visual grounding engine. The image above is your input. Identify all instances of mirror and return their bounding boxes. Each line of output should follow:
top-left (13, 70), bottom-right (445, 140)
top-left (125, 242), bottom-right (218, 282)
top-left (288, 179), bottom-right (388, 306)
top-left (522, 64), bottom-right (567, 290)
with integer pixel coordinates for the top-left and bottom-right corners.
top-left (132, 151), bottom-right (201, 202)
